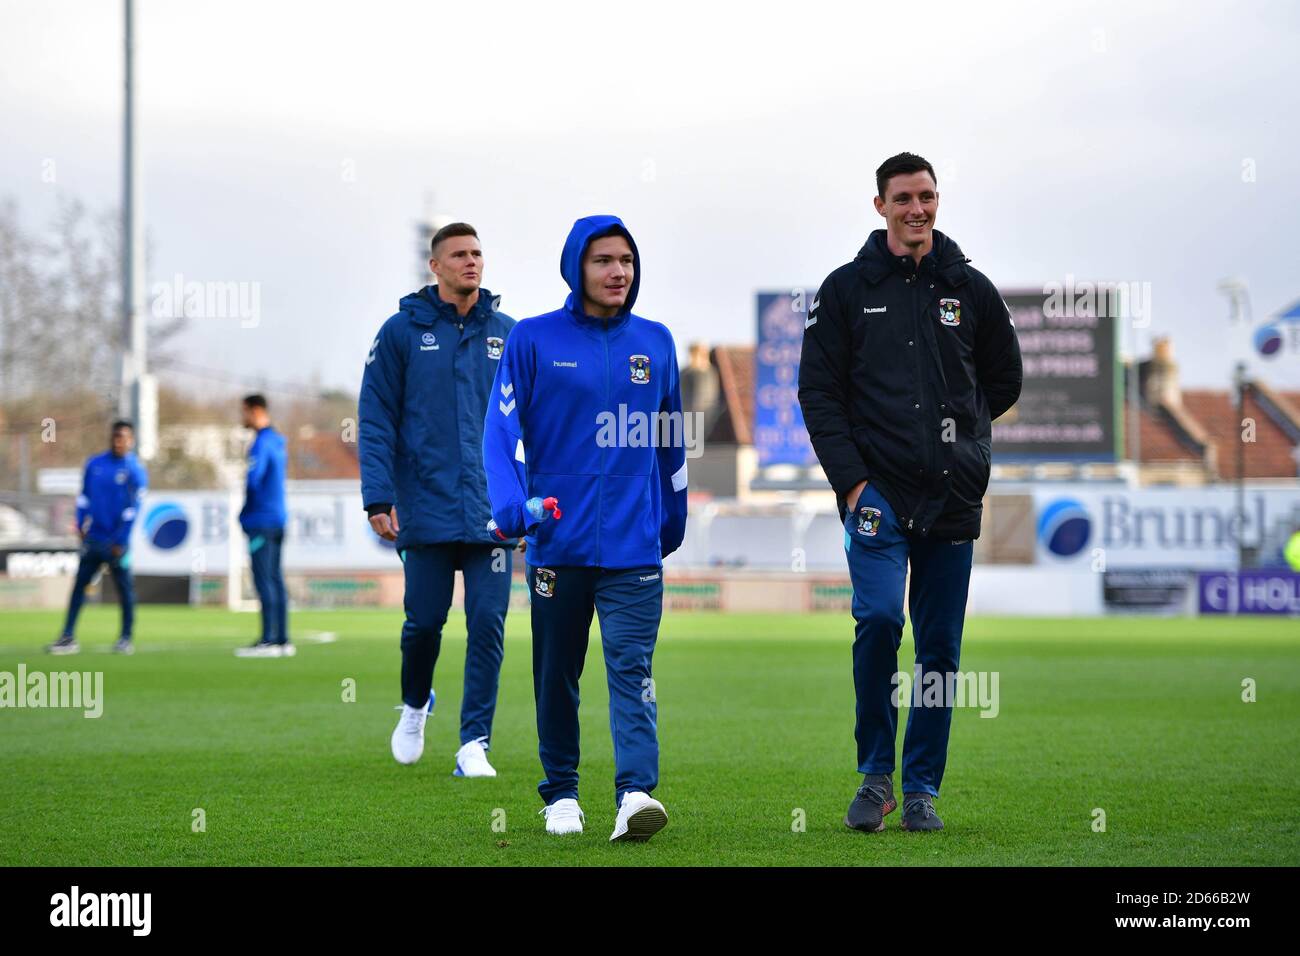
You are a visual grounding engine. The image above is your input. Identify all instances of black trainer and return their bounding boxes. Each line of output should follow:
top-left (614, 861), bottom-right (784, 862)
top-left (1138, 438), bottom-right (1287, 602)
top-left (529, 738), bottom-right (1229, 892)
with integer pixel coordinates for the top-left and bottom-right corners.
top-left (900, 792), bottom-right (944, 832)
top-left (844, 773), bottom-right (897, 832)
top-left (46, 634), bottom-right (80, 655)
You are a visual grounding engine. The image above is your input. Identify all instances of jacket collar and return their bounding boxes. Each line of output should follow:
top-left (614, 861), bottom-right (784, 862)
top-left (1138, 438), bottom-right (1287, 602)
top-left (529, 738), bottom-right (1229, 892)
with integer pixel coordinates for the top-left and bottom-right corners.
top-left (407, 286), bottom-right (499, 327)
top-left (854, 229), bottom-right (972, 287)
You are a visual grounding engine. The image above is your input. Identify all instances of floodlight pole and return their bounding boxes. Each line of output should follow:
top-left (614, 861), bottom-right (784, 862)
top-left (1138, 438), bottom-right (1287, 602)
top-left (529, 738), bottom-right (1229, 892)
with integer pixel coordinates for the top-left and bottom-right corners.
top-left (120, 0), bottom-right (155, 457)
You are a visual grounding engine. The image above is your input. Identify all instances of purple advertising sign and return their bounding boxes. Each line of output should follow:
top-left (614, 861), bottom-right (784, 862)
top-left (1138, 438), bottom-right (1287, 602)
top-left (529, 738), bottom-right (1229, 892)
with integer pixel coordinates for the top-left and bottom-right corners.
top-left (1198, 570), bottom-right (1300, 615)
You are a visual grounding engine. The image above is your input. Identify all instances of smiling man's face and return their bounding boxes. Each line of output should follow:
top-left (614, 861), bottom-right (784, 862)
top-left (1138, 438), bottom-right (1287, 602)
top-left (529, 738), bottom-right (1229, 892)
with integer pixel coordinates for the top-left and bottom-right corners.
top-left (874, 169), bottom-right (939, 255)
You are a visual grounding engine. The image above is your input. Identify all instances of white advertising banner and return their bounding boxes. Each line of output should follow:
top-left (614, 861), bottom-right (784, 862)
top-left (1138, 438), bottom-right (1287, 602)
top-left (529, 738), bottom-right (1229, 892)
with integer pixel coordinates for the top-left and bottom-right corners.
top-left (112, 483), bottom-right (1300, 575)
top-left (127, 489), bottom-right (401, 574)
top-left (1030, 484), bottom-right (1300, 569)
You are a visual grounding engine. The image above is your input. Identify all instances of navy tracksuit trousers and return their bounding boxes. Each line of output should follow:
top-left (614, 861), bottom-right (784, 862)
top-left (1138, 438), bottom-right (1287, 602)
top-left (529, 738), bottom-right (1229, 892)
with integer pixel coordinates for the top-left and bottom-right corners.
top-left (844, 482), bottom-right (973, 797)
top-left (248, 528), bottom-right (288, 646)
top-left (527, 564), bottom-right (663, 807)
top-left (400, 542), bottom-right (512, 746)
top-left (62, 540), bottom-right (135, 640)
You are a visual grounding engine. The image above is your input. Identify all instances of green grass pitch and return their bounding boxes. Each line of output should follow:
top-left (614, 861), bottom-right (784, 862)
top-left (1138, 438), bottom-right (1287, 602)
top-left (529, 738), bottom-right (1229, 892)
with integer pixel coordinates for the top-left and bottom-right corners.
top-left (1, 607), bottom-right (1296, 866)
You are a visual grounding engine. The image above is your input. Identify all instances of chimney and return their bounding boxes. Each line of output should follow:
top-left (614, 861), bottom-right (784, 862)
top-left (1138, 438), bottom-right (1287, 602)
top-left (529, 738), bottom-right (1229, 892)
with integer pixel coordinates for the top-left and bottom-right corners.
top-left (1143, 336), bottom-right (1181, 408)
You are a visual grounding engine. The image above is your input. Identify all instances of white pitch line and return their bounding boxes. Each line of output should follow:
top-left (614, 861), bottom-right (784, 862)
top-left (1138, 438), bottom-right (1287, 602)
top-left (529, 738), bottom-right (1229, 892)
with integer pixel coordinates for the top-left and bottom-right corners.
top-left (0, 629), bottom-right (341, 656)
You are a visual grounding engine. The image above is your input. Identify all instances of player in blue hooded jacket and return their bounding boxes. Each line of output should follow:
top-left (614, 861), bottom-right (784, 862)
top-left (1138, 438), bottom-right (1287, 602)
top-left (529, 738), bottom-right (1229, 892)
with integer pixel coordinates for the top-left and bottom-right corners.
top-left (359, 222), bottom-right (518, 778)
top-left (483, 215), bottom-right (688, 841)
top-left (48, 420), bottom-right (147, 655)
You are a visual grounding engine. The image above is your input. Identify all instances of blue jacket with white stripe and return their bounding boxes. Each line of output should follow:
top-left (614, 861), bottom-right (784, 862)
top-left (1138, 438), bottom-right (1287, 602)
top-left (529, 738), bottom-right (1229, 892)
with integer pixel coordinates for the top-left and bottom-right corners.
top-left (482, 215), bottom-right (688, 569)
top-left (359, 285), bottom-right (517, 548)
top-left (76, 450), bottom-right (148, 548)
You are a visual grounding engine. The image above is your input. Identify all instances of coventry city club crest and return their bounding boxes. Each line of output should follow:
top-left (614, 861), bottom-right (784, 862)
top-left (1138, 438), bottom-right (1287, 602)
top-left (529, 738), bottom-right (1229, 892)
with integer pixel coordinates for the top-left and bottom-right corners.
top-left (629, 354), bottom-right (651, 384)
top-left (534, 567), bottom-right (556, 598)
top-left (856, 506), bottom-right (883, 536)
top-left (938, 298), bottom-right (961, 327)
top-left (486, 336), bottom-right (504, 360)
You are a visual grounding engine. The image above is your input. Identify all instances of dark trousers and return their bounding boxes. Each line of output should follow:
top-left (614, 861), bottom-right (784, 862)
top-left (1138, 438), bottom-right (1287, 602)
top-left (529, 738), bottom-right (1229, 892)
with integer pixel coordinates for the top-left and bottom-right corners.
top-left (844, 483), bottom-right (974, 797)
top-left (528, 564), bottom-right (663, 807)
top-left (248, 528), bottom-right (288, 645)
top-left (399, 542), bottom-right (512, 745)
top-left (62, 540), bottom-right (135, 639)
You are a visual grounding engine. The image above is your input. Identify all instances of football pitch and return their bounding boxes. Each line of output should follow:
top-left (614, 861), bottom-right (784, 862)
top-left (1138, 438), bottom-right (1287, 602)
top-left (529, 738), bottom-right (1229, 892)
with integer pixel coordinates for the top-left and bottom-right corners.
top-left (1, 607), bottom-right (1296, 867)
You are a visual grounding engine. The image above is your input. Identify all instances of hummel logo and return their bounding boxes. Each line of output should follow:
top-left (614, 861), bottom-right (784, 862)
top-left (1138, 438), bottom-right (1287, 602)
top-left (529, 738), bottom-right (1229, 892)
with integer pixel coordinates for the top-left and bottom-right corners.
top-left (806, 295), bottom-right (820, 329)
top-left (553, 360), bottom-right (578, 368)
top-left (500, 382), bottom-right (514, 398)
top-left (864, 306), bottom-right (887, 314)
top-left (499, 398), bottom-right (516, 416)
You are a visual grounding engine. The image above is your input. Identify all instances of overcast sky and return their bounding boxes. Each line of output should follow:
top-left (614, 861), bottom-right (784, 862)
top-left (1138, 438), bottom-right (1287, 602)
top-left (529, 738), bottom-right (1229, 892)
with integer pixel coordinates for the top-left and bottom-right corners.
top-left (2, 0), bottom-right (1298, 397)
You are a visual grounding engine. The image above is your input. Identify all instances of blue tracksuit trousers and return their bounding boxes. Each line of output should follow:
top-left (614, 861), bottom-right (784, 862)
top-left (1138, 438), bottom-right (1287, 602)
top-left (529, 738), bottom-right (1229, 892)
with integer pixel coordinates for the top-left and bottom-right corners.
top-left (844, 482), bottom-right (974, 797)
top-left (62, 540), bottom-right (135, 640)
top-left (248, 528), bottom-right (288, 646)
top-left (400, 542), bottom-right (512, 745)
top-left (527, 564), bottom-right (663, 807)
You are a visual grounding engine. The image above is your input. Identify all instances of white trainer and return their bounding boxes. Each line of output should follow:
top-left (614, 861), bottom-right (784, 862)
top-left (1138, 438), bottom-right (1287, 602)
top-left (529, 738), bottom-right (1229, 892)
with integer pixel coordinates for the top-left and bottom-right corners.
top-left (235, 642), bottom-right (296, 658)
top-left (390, 704), bottom-right (428, 765)
top-left (235, 642), bottom-right (278, 658)
top-left (453, 736), bottom-right (497, 777)
top-left (540, 798), bottom-right (585, 835)
top-left (610, 791), bottom-right (668, 842)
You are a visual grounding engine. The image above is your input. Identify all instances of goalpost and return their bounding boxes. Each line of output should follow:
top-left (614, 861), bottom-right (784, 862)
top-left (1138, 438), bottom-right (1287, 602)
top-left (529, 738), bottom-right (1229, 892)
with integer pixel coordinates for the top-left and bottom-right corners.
top-left (226, 486), bottom-right (256, 612)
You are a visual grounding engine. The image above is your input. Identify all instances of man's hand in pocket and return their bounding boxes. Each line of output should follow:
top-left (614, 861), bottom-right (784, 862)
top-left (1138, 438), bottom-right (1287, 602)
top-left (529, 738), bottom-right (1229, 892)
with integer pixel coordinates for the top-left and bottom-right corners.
top-left (845, 479), bottom-right (869, 513)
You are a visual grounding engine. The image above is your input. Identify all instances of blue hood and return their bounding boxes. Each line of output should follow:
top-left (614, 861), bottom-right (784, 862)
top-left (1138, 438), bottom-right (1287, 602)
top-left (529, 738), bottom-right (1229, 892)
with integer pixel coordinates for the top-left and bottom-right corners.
top-left (560, 215), bottom-right (641, 317)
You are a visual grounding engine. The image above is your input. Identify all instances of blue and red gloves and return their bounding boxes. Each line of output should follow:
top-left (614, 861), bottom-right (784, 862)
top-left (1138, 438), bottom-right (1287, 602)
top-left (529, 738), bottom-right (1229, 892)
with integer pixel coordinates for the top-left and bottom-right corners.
top-left (488, 496), bottom-right (561, 540)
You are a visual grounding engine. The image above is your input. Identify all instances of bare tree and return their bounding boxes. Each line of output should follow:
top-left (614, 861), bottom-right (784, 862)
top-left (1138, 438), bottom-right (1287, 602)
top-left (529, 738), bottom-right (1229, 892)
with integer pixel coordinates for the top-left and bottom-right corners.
top-left (0, 195), bottom-right (184, 486)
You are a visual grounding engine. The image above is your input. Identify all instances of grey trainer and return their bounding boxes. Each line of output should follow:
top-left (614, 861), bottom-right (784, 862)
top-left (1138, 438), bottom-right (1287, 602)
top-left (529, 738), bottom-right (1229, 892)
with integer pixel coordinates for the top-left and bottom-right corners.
top-left (844, 773), bottom-right (898, 832)
top-left (900, 792), bottom-right (944, 832)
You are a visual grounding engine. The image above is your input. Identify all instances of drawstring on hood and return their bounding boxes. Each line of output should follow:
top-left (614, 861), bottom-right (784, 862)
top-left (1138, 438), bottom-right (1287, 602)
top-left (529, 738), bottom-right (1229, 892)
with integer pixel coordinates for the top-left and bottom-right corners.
top-left (560, 215), bottom-right (641, 320)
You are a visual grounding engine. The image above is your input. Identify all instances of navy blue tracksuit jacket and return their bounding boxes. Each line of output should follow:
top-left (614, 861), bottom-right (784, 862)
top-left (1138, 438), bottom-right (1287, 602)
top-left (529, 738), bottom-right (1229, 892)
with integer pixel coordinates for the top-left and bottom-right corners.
top-left (359, 285), bottom-right (517, 743)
